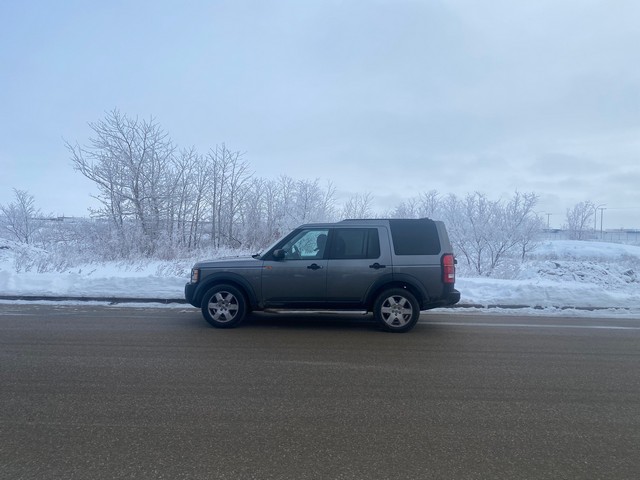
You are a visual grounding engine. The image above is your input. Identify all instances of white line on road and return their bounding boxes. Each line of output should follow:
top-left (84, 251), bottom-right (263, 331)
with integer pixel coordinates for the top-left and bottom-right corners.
top-left (426, 321), bottom-right (640, 331)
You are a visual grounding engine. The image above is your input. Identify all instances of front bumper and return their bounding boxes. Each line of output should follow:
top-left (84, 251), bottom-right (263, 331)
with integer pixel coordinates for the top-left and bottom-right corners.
top-left (185, 282), bottom-right (198, 307)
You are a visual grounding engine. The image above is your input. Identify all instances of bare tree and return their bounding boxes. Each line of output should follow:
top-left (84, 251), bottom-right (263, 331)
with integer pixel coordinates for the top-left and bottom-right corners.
top-left (516, 214), bottom-right (545, 260)
top-left (452, 192), bottom-right (497, 276)
top-left (392, 197), bottom-right (419, 218)
top-left (167, 147), bottom-right (206, 249)
top-left (263, 177), bottom-right (290, 242)
top-left (293, 179), bottom-right (320, 225)
top-left (417, 190), bottom-right (441, 218)
top-left (288, 178), bottom-right (337, 226)
top-left (565, 201), bottom-right (595, 240)
top-left (391, 190), bottom-right (441, 219)
top-left (239, 177), bottom-right (267, 248)
top-left (442, 191), bottom-right (542, 276)
top-left (0, 189), bottom-right (42, 244)
top-left (207, 144), bottom-right (252, 248)
top-left (341, 192), bottom-right (374, 219)
top-left (320, 180), bottom-right (338, 221)
top-left (67, 109), bottom-right (176, 255)
top-left (491, 191), bottom-right (540, 269)
top-left (59, 110), bottom-right (550, 267)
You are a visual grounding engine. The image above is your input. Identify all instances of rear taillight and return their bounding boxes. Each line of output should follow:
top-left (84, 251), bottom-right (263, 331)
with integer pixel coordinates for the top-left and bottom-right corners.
top-left (442, 254), bottom-right (455, 284)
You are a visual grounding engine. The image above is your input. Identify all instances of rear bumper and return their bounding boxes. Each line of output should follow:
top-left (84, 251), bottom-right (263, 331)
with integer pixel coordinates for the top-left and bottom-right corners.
top-left (447, 288), bottom-right (461, 305)
top-left (421, 288), bottom-right (460, 310)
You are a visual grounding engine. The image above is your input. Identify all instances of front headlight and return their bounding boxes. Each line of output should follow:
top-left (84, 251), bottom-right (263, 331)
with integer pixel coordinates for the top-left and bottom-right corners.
top-left (190, 268), bottom-right (200, 283)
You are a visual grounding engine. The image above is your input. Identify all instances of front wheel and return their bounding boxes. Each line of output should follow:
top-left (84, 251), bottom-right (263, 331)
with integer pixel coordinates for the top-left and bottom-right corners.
top-left (201, 284), bottom-right (247, 328)
top-left (373, 288), bottom-right (420, 333)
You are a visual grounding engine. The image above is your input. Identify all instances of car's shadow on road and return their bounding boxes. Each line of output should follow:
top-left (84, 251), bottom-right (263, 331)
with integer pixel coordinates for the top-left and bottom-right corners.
top-left (182, 307), bottom-right (447, 335)
top-left (195, 311), bottom-right (446, 335)
top-left (178, 309), bottom-right (375, 333)
top-left (241, 312), bottom-right (381, 332)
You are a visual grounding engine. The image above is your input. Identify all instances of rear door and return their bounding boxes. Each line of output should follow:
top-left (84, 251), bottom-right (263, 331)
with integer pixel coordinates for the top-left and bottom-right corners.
top-left (325, 227), bottom-right (392, 308)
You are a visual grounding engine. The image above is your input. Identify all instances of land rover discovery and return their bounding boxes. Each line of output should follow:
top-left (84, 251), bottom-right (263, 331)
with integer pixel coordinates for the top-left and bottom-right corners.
top-left (185, 218), bottom-right (460, 332)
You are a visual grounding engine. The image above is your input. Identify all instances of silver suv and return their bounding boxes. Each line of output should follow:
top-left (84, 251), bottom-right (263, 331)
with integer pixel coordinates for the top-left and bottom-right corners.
top-left (185, 218), bottom-right (460, 332)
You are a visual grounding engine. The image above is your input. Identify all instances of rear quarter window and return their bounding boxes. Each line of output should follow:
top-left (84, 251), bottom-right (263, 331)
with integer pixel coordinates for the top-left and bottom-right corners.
top-left (389, 219), bottom-right (441, 255)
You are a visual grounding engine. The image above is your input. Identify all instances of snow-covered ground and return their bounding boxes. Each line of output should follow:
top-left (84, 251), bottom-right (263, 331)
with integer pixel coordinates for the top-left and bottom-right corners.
top-left (456, 240), bottom-right (640, 314)
top-left (0, 240), bottom-right (638, 317)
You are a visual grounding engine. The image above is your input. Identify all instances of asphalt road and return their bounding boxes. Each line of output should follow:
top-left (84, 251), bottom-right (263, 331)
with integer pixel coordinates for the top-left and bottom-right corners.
top-left (1, 304), bottom-right (639, 480)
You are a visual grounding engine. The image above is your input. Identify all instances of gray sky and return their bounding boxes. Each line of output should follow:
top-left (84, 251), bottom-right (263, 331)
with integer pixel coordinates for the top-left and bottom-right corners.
top-left (1, 0), bottom-right (639, 228)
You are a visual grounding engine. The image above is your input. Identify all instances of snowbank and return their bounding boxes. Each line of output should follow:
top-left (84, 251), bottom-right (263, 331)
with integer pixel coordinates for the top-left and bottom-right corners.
top-left (0, 240), bottom-right (638, 315)
top-left (454, 240), bottom-right (640, 310)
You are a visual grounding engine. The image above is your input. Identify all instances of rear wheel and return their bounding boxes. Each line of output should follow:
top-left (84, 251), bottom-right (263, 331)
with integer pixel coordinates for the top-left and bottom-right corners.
top-left (201, 284), bottom-right (247, 328)
top-left (373, 288), bottom-right (420, 333)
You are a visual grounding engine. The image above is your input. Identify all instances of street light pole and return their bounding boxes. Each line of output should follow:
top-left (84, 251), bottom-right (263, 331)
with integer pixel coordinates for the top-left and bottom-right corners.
top-left (594, 204), bottom-right (606, 233)
top-left (599, 207), bottom-right (606, 239)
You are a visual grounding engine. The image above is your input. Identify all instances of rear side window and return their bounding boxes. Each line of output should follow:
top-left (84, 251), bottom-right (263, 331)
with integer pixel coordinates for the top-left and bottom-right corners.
top-left (329, 228), bottom-right (380, 259)
top-left (389, 219), bottom-right (440, 255)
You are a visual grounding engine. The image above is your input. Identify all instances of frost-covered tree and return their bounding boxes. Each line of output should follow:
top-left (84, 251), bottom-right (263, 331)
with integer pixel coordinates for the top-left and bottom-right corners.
top-left (207, 144), bottom-right (252, 248)
top-left (238, 177), bottom-right (268, 248)
top-left (341, 192), bottom-right (374, 219)
top-left (263, 176), bottom-right (291, 242)
top-left (319, 180), bottom-right (338, 222)
top-left (443, 192), bottom-right (496, 276)
top-left (441, 191), bottom-right (542, 276)
top-left (67, 109), bottom-right (176, 255)
top-left (292, 179), bottom-right (323, 224)
top-left (493, 191), bottom-right (541, 266)
top-left (565, 201), bottom-right (595, 240)
top-left (234, 176), bottom-right (337, 248)
top-left (287, 178), bottom-right (336, 227)
top-left (392, 190), bottom-right (441, 219)
top-left (167, 147), bottom-right (207, 249)
top-left (516, 212), bottom-right (545, 260)
top-left (61, 111), bottom-right (552, 266)
top-left (0, 189), bottom-right (42, 244)
top-left (392, 197), bottom-right (419, 218)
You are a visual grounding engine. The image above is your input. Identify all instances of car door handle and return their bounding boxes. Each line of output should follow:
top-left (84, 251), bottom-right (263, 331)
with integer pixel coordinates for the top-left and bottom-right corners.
top-left (307, 263), bottom-right (323, 270)
top-left (369, 263), bottom-right (386, 269)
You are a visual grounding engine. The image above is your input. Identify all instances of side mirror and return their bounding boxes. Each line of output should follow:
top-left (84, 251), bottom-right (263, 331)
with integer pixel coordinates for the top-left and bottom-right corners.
top-left (272, 249), bottom-right (285, 260)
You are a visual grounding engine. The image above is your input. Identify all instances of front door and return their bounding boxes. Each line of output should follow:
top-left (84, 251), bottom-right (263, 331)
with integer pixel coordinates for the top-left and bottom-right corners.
top-left (261, 228), bottom-right (329, 307)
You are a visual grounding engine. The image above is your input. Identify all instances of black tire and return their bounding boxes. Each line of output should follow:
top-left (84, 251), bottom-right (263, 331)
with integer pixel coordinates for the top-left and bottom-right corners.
top-left (201, 284), bottom-right (247, 328)
top-left (373, 288), bottom-right (420, 333)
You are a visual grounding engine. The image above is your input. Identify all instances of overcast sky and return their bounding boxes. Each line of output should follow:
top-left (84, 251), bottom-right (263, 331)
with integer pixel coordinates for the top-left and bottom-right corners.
top-left (1, 0), bottom-right (639, 228)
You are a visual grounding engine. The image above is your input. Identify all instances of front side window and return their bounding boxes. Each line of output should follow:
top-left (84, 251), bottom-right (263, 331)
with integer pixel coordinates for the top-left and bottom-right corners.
top-left (329, 228), bottom-right (380, 259)
top-left (280, 229), bottom-right (329, 260)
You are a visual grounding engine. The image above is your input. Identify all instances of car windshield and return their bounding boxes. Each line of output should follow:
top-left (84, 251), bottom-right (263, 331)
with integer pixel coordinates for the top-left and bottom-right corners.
top-left (252, 233), bottom-right (289, 259)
